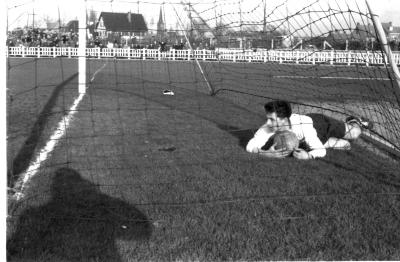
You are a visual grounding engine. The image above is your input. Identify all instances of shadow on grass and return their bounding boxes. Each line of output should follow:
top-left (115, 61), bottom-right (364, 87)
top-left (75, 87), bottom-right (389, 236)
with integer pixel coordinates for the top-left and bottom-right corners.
top-left (7, 167), bottom-right (152, 262)
top-left (8, 73), bottom-right (78, 188)
top-left (216, 124), bottom-right (257, 149)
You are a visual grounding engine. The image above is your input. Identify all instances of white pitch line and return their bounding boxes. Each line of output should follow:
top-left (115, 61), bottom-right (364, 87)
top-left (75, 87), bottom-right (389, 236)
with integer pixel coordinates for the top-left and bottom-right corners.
top-left (14, 93), bottom-right (84, 200)
top-left (14, 63), bottom-right (107, 200)
top-left (273, 75), bottom-right (391, 81)
top-left (90, 63), bottom-right (107, 82)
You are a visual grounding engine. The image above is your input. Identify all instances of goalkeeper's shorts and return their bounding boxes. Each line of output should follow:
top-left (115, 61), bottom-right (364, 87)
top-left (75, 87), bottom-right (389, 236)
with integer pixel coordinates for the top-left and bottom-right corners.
top-left (306, 113), bottom-right (346, 144)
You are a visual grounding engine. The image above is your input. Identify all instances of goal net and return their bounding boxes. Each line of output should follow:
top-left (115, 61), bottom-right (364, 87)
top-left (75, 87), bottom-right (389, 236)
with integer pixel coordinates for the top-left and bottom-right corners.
top-left (6, 0), bottom-right (400, 260)
top-left (179, 0), bottom-right (400, 154)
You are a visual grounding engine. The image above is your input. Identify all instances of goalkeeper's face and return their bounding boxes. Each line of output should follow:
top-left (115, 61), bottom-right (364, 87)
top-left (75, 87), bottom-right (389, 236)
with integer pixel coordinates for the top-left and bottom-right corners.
top-left (266, 112), bottom-right (288, 132)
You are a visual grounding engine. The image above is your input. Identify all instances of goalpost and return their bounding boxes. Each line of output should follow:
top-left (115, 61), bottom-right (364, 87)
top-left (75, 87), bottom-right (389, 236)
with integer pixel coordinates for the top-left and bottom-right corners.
top-left (362, 0), bottom-right (400, 156)
top-left (2, 0), bottom-right (8, 259)
top-left (366, 0), bottom-right (400, 87)
top-left (78, 0), bottom-right (87, 94)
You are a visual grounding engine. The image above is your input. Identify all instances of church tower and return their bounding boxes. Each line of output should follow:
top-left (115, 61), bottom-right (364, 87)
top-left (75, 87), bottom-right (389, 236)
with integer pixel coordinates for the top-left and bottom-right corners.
top-left (157, 6), bottom-right (165, 39)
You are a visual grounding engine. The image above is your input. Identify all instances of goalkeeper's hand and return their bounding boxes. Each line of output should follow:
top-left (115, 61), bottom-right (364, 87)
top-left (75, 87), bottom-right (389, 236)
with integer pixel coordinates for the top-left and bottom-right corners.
top-left (293, 148), bottom-right (312, 160)
top-left (258, 144), bottom-right (291, 158)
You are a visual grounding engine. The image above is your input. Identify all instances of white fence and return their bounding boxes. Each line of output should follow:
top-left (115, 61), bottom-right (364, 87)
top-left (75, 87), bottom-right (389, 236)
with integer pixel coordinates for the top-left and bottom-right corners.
top-left (7, 46), bottom-right (400, 66)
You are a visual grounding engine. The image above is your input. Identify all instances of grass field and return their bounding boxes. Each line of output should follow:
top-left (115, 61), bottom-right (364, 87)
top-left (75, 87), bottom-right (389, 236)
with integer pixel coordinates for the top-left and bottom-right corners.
top-left (6, 57), bottom-right (400, 261)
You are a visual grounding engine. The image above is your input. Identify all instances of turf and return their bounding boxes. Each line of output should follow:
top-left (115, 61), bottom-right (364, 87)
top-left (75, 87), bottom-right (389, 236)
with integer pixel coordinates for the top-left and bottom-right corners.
top-left (7, 58), bottom-right (400, 261)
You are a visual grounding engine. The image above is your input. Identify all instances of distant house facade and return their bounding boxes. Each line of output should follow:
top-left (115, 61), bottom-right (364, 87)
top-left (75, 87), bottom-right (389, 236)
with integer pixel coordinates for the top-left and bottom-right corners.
top-left (65, 20), bottom-right (79, 34)
top-left (353, 22), bottom-right (376, 42)
top-left (354, 21), bottom-right (400, 42)
top-left (96, 12), bottom-right (148, 39)
top-left (46, 21), bottom-right (61, 31)
top-left (382, 22), bottom-right (400, 41)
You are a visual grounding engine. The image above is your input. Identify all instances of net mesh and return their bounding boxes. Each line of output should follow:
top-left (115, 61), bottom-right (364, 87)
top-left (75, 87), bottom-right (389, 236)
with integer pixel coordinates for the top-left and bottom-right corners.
top-left (6, 0), bottom-right (400, 260)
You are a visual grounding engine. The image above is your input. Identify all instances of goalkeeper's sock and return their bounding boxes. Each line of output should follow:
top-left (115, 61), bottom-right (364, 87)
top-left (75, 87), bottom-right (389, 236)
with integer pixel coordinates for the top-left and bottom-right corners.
top-left (345, 116), bottom-right (373, 130)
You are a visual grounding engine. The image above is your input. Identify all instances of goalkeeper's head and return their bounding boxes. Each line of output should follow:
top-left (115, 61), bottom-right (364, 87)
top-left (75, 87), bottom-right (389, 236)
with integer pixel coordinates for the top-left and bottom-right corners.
top-left (264, 100), bottom-right (292, 132)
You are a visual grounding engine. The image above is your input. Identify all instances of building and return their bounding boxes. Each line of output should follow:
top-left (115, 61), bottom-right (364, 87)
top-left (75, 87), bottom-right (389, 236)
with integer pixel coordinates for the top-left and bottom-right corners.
top-left (382, 22), bottom-right (400, 41)
top-left (353, 22), bottom-right (376, 42)
top-left (96, 12), bottom-right (148, 39)
top-left (46, 21), bottom-right (61, 31)
top-left (354, 21), bottom-right (400, 43)
top-left (65, 20), bottom-right (79, 34)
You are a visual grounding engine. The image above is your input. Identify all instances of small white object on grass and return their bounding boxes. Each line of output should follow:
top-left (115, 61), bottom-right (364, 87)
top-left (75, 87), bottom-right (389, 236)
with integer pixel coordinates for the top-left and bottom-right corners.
top-left (163, 90), bottom-right (174, 95)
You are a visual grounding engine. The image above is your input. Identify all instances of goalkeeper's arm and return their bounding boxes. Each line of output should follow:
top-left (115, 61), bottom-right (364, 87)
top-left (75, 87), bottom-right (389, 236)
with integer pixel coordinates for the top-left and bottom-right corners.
top-left (246, 127), bottom-right (272, 153)
top-left (246, 127), bottom-right (291, 158)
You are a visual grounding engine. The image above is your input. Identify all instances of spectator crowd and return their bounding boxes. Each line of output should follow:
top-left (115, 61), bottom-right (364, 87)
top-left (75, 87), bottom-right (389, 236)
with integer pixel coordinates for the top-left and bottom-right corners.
top-left (7, 28), bottom-right (81, 48)
top-left (6, 28), bottom-right (215, 52)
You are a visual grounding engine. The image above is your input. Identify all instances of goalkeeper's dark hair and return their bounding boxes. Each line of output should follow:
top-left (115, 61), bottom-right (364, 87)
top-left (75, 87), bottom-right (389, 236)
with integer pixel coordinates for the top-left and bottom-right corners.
top-left (264, 100), bottom-right (292, 118)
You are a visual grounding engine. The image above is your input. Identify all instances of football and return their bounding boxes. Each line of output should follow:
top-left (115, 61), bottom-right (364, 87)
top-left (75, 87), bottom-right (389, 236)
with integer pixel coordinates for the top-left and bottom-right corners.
top-left (263, 130), bottom-right (299, 151)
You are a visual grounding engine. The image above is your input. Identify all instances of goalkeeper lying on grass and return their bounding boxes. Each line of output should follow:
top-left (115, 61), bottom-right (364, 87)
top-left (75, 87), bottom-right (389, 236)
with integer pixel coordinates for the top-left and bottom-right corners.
top-left (246, 100), bottom-right (373, 160)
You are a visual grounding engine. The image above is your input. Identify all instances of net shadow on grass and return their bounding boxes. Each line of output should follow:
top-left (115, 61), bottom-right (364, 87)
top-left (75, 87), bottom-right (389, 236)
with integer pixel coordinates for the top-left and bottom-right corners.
top-left (320, 146), bottom-right (400, 189)
top-left (96, 80), bottom-right (264, 149)
top-left (7, 167), bottom-right (153, 262)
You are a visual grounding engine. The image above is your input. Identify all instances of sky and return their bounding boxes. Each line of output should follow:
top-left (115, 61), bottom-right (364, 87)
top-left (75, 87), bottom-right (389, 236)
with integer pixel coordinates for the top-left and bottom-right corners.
top-left (6, 0), bottom-right (400, 31)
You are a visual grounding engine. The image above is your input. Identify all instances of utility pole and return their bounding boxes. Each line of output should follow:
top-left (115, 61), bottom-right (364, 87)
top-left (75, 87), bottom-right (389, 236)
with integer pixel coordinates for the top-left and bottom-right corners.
top-left (286, 1), bottom-right (289, 36)
top-left (214, 0), bottom-right (217, 29)
top-left (309, 7), bottom-right (312, 39)
top-left (32, 0), bottom-right (35, 30)
top-left (58, 6), bottom-right (62, 38)
top-left (188, 2), bottom-right (193, 41)
top-left (263, 0), bottom-right (266, 33)
top-left (214, 0), bottom-right (217, 47)
top-left (6, 4), bottom-right (8, 34)
top-left (239, 0), bottom-right (243, 49)
top-left (163, 3), bottom-right (166, 35)
top-left (284, 1), bottom-right (291, 48)
top-left (263, 0), bottom-right (267, 48)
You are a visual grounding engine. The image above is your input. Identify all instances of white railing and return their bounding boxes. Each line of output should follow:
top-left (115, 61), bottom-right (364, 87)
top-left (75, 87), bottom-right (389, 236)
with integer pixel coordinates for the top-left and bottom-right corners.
top-left (7, 46), bottom-right (400, 66)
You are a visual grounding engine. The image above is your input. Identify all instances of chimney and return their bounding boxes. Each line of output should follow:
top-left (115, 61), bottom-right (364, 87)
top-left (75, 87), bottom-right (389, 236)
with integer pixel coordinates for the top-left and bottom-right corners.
top-left (127, 11), bottom-right (131, 23)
